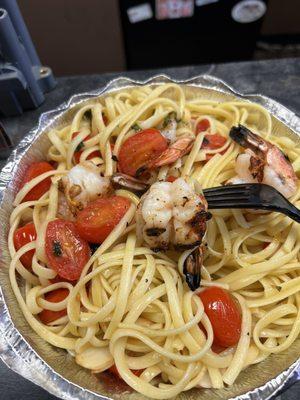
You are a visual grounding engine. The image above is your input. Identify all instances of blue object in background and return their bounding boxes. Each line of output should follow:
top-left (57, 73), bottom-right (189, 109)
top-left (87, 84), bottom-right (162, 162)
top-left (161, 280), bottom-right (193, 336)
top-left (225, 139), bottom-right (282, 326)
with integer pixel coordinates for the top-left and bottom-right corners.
top-left (0, 0), bottom-right (56, 117)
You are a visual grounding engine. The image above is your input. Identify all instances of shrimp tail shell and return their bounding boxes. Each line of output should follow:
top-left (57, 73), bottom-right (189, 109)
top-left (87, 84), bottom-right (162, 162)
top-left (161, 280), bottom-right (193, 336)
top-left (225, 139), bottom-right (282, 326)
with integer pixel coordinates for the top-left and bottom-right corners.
top-left (183, 246), bottom-right (203, 291)
top-left (230, 124), bottom-right (267, 155)
top-left (111, 173), bottom-right (149, 193)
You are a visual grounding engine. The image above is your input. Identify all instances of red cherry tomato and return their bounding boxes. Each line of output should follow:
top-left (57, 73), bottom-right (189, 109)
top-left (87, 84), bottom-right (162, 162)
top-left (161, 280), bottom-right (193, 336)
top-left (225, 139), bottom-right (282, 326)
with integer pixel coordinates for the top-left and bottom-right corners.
top-left (118, 129), bottom-right (168, 177)
top-left (22, 162), bottom-right (54, 202)
top-left (198, 287), bottom-right (241, 348)
top-left (74, 149), bottom-right (101, 164)
top-left (72, 132), bottom-right (101, 164)
top-left (45, 219), bottom-right (90, 281)
top-left (201, 134), bottom-right (227, 161)
top-left (108, 364), bottom-right (143, 379)
top-left (196, 119), bottom-right (210, 134)
top-left (49, 160), bottom-right (58, 169)
top-left (75, 196), bottom-right (131, 244)
top-left (13, 223), bottom-right (37, 269)
top-left (202, 134), bottom-right (227, 149)
top-left (211, 343), bottom-right (227, 354)
top-left (38, 288), bottom-right (69, 324)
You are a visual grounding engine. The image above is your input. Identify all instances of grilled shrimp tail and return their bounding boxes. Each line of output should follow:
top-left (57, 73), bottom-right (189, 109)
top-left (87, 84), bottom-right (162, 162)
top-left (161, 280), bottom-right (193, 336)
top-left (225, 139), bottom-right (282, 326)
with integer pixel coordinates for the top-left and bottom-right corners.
top-left (136, 137), bottom-right (194, 175)
top-left (230, 124), bottom-right (267, 155)
top-left (183, 246), bottom-right (202, 291)
top-left (111, 173), bottom-right (149, 193)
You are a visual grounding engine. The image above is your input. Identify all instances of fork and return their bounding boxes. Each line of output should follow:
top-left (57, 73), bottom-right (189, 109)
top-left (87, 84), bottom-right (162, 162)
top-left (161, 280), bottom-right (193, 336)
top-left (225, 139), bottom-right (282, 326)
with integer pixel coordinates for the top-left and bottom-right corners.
top-left (203, 183), bottom-right (300, 223)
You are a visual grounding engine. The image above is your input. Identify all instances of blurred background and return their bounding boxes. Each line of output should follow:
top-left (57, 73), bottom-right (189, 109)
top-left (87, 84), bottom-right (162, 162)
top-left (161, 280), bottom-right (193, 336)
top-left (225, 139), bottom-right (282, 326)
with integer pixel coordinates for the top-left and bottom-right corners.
top-left (17, 0), bottom-right (300, 75)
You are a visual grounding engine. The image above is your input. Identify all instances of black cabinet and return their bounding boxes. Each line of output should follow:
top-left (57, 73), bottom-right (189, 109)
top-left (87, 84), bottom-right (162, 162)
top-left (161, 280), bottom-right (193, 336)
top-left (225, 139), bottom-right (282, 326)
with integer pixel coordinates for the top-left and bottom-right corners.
top-left (119, 0), bottom-right (268, 69)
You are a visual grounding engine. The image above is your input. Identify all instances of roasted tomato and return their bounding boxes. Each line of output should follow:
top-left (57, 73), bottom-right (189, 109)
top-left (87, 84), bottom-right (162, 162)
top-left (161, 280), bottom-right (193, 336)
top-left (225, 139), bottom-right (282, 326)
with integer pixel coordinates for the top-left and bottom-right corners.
top-left (49, 275), bottom-right (75, 284)
top-left (201, 134), bottom-right (227, 161)
top-left (198, 287), bottom-right (242, 348)
top-left (118, 129), bottom-right (168, 177)
top-left (38, 288), bottom-right (69, 324)
top-left (108, 364), bottom-right (143, 379)
top-left (13, 223), bottom-right (37, 268)
top-left (196, 118), bottom-right (210, 134)
top-left (22, 162), bottom-right (54, 202)
top-left (75, 196), bottom-right (131, 244)
top-left (45, 219), bottom-right (90, 281)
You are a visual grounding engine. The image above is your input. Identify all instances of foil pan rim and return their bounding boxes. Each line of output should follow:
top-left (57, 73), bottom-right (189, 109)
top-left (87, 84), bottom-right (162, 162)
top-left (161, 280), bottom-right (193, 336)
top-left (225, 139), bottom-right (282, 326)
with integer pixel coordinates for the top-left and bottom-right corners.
top-left (0, 74), bottom-right (299, 400)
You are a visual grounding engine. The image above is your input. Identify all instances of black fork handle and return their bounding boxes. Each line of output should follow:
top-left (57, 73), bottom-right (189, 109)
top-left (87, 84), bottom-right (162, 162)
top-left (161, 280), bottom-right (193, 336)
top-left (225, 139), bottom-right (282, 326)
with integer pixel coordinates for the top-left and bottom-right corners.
top-left (206, 200), bottom-right (300, 223)
top-left (279, 204), bottom-right (300, 223)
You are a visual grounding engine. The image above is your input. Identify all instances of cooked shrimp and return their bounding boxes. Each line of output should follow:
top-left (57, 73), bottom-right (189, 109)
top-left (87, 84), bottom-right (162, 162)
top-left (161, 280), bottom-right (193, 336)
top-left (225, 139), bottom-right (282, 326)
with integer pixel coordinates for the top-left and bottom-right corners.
top-left (136, 137), bottom-right (194, 178)
top-left (156, 113), bottom-right (194, 165)
top-left (111, 173), bottom-right (149, 193)
top-left (150, 137), bottom-right (194, 168)
top-left (136, 178), bottom-right (211, 290)
top-left (60, 161), bottom-right (111, 215)
top-left (229, 125), bottom-right (298, 198)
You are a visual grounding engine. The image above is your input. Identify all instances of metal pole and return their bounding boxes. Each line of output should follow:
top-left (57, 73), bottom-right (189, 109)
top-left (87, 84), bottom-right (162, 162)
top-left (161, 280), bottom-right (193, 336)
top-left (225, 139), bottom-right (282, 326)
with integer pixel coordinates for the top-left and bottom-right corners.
top-left (0, 0), bottom-right (41, 66)
top-left (0, 8), bottom-right (44, 106)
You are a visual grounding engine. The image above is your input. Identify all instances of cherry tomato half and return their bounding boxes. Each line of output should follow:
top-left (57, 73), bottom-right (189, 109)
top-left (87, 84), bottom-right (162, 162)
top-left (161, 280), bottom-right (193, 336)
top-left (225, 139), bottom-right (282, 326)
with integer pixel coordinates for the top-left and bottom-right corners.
top-left (196, 118), bottom-right (210, 134)
top-left (108, 364), bottom-right (143, 380)
top-left (49, 275), bottom-right (75, 284)
top-left (13, 223), bottom-right (37, 269)
top-left (22, 162), bottom-right (54, 202)
top-left (118, 129), bottom-right (168, 177)
top-left (198, 287), bottom-right (241, 348)
top-left (201, 134), bottom-right (227, 161)
top-left (38, 288), bottom-right (69, 324)
top-left (75, 196), bottom-right (131, 244)
top-left (45, 219), bottom-right (90, 281)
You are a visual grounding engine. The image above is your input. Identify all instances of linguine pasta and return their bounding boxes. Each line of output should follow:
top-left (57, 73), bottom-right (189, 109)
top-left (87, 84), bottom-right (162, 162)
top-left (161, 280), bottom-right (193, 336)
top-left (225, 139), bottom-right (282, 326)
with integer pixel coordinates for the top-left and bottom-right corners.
top-left (8, 84), bottom-right (300, 399)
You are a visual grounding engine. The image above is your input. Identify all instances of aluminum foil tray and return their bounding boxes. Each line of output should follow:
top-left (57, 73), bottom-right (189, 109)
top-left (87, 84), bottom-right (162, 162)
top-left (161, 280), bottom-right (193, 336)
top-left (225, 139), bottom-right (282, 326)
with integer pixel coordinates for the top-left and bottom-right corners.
top-left (0, 75), bottom-right (299, 400)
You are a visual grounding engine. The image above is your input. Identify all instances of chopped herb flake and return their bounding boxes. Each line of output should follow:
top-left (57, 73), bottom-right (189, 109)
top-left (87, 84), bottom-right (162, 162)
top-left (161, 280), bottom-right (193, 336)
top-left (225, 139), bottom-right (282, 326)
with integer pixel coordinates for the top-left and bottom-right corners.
top-left (132, 123), bottom-right (141, 132)
top-left (75, 141), bottom-right (84, 152)
top-left (163, 112), bottom-right (180, 128)
top-left (52, 241), bottom-right (62, 257)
